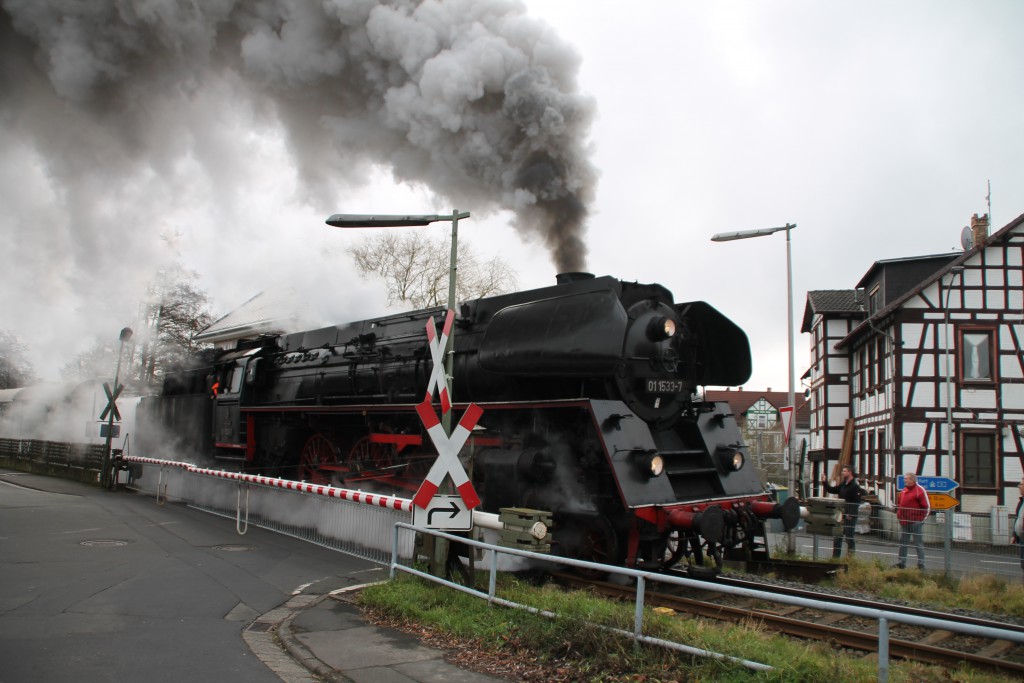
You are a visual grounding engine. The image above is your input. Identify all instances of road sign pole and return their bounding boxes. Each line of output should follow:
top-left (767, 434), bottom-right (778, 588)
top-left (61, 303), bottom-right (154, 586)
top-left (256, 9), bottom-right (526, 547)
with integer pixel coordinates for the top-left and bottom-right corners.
top-left (101, 327), bottom-right (132, 490)
top-left (435, 210), bottom-right (461, 577)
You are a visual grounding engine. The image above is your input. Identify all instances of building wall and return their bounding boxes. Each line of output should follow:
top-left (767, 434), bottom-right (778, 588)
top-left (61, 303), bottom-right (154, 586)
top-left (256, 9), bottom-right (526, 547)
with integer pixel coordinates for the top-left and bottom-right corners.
top-left (806, 314), bottom-right (857, 465)
top-left (827, 223), bottom-right (1024, 510)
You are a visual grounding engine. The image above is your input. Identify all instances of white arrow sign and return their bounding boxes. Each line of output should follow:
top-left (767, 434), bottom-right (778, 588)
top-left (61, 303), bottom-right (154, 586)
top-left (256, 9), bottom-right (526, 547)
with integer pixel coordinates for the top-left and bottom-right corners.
top-left (413, 494), bottom-right (472, 530)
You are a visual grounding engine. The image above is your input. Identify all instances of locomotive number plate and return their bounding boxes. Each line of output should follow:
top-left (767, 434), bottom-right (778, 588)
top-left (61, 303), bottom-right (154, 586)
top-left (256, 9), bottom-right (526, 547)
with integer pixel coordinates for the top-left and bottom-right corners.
top-left (646, 379), bottom-right (685, 394)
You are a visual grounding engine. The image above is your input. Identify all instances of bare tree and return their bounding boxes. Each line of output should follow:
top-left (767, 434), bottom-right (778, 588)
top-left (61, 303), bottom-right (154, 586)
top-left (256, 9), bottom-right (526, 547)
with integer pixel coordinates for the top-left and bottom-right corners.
top-left (136, 264), bottom-right (215, 384)
top-left (60, 340), bottom-right (120, 384)
top-left (348, 233), bottom-right (518, 308)
top-left (62, 264), bottom-right (214, 387)
top-left (0, 330), bottom-right (36, 389)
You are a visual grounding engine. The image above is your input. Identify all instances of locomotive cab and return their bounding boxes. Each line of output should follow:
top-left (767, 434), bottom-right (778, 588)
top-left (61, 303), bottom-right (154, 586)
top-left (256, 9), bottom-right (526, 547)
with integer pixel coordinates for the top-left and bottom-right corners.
top-left (210, 347), bottom-right (260, 461)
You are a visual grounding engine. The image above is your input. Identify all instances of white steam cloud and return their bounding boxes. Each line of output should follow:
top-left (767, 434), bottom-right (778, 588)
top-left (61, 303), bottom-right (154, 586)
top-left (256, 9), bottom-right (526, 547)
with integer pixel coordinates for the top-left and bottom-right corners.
top-left (0, 0), bottom-right (597, 379)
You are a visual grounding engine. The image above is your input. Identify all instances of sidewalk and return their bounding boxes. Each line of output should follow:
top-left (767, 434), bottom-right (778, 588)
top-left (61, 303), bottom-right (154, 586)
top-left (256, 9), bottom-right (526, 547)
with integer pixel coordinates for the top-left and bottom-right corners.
top-left (248, 583), bottom-right (510, 683)
top-left (0, 468), bottom-right (506, 683)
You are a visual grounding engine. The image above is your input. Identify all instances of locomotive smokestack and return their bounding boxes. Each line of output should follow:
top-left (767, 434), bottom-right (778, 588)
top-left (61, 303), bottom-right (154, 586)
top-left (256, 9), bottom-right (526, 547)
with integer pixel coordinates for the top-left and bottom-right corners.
top-left (556, 272), bottom-right (595, 285)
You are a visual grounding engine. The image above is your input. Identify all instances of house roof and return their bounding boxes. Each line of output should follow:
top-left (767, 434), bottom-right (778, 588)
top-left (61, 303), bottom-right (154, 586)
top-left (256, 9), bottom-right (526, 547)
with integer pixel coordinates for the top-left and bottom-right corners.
top-left (704, 388), bottom-right (809, 427)
top-left (836, 210), bottom-right (1024, 349)
top-left (801, 290), bottom-right (864, 333)
top-left (854, 253), bottom-right (958, 290)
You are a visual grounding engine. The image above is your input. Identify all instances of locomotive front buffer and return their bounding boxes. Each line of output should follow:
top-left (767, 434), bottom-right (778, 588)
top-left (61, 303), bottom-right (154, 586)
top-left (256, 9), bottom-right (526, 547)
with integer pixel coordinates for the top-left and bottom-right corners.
top-left (590, 399), bottom-right (801, 571)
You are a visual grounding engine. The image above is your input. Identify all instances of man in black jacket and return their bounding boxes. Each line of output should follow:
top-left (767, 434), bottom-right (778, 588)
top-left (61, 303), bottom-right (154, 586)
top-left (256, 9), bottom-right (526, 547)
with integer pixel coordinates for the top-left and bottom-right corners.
top-left (821, 466), bottom-right (865, 559)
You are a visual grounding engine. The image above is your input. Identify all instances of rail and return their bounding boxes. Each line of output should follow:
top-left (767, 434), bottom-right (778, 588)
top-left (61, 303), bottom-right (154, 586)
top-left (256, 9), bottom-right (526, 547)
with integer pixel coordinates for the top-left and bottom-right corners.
top-left (390, 522), bottom-right (1024, 682)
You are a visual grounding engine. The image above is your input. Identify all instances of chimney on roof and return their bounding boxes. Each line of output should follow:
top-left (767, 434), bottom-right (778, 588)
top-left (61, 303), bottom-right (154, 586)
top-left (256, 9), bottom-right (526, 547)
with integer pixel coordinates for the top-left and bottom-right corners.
top-left (971, 213), bottom-right (989, 249)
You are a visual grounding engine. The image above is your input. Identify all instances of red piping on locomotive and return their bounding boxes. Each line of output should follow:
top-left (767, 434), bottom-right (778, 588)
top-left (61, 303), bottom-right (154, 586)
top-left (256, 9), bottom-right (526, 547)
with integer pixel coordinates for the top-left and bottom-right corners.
top-left (632, 494), bottom-right (778, 529)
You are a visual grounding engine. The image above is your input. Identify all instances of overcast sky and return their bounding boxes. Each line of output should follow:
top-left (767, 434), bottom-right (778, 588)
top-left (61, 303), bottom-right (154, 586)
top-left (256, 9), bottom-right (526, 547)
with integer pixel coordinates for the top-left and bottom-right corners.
top-left (3, 0), bottom-right (1023, 394)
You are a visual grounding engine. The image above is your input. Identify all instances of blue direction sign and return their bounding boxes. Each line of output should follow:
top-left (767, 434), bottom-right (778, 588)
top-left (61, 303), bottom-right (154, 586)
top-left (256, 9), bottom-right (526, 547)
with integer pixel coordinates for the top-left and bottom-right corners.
top-left (896, 475), bottom-right (958, 492)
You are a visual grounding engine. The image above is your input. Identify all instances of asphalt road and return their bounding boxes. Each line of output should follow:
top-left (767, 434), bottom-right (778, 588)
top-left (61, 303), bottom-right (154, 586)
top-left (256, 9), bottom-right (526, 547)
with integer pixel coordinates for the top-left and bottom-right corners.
top-left (0, 470), bottom-right (385, 682)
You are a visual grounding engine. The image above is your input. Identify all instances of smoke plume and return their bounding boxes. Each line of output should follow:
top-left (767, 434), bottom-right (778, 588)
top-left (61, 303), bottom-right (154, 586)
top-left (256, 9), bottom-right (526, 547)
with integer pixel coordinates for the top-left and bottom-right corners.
top-left (0, 0), bottom-right (596, 378)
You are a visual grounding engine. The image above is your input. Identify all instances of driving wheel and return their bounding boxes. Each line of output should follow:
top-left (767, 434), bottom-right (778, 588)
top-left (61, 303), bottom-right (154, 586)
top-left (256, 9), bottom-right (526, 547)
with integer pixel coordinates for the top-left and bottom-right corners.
top-left (297, 433), bottom-right (338, 484)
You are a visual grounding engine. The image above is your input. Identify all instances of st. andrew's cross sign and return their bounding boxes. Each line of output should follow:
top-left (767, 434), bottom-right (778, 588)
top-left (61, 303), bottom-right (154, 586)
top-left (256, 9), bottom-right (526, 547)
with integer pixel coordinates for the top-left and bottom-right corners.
top-left (99, 382), bottom-right (123, 422)
top-left (412, 311), bottom-right (481, 526)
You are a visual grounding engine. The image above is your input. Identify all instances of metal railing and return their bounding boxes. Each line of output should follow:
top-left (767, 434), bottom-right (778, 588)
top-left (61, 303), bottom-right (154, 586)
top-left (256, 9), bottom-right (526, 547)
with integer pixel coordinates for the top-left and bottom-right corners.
top-left (787, 501), bottom-right (1024, 581)
top-left (391, 523), bottom-right (1024, 682)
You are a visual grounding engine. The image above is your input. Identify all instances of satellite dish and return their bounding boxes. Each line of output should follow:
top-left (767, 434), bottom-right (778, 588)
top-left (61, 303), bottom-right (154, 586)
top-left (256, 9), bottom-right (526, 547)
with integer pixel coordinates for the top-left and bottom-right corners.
top-left (960, 225), bottom-right (973, 251)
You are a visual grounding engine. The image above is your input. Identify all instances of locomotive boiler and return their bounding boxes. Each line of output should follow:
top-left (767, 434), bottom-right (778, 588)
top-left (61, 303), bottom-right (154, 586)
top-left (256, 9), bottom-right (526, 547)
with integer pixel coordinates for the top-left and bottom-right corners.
top-left (137, 272), bottom-right (799, 571)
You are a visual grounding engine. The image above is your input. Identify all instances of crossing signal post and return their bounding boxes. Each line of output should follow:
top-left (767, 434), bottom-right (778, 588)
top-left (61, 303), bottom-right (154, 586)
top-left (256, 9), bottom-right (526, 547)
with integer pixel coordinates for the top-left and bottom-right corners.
top-left (410, 312), bottom-right (482, 577)
top-left (325, 210), bottom-right (471, 577)
top-left (100, 327), bottom-right (132, 489)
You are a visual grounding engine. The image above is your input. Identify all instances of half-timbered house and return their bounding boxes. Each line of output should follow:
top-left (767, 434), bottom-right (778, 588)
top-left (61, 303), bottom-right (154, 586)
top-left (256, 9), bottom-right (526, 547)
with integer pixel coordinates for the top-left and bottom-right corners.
top-left (802, 212), bottom-right (1024, 540)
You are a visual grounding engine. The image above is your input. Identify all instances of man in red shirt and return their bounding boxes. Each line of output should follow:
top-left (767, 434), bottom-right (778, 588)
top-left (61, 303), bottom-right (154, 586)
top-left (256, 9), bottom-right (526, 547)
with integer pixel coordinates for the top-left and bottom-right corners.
top-left (896, 472), bottom-right (930, 570)
top-left (1012, 480), bottom-right (1024, 570)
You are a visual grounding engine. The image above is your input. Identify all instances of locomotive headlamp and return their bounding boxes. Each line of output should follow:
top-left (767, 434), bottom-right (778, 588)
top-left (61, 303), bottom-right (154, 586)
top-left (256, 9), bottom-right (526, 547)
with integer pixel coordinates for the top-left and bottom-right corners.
top-left (647, 316), bottom-right (677, 341)
top-left (632, 451), bottom-right (665, 478)
top-left (715, 446), bottom-right (745, 473)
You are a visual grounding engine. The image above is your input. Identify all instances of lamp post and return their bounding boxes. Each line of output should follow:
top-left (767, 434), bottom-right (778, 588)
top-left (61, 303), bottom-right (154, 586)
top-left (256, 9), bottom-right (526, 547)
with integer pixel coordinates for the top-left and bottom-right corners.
top-left (712, 223), bottom-right (797, 553)
top-left (942, 266), bottom-right (964, 576)
top-left (101, 326), bottom-right (133, 489)
top-left (326, 211), bottom-right (470, 430)
top-left (326, 211), bottom-right (470, 578)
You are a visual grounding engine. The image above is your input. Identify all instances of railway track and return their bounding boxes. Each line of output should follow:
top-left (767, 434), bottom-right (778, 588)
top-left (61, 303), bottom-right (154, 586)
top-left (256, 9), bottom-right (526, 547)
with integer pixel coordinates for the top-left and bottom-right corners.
top-left (550, 571), bottom-right (1024, 675)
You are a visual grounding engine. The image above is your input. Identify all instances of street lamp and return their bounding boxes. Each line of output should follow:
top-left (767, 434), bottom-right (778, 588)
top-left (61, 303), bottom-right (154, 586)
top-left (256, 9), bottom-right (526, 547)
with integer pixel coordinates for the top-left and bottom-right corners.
top-left (326, 211), bottom-right (470, 427)
top-left (942, 265), bottom-right (964, 576)
top-left (711, 223), bottom-right (797, 553)
top-left (101, 326), bottom-right (133, 489)
top-left (327, 211), bottom-right (470, 579)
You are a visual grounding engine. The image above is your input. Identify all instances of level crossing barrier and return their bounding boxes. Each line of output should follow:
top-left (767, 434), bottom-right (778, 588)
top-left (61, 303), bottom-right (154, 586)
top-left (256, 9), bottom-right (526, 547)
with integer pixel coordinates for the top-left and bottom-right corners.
top-left (121, 454), bottom-right (416, 564)
top-left (2, 437), bottom-right (1023, 581)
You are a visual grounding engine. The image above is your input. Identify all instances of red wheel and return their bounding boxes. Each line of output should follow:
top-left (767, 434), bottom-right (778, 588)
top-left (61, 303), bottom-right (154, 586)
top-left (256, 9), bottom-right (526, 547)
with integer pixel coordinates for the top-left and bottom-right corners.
top-left (345, 436), bottom-right (397, 483)
top-left (554, 515), bottom-right (621, 577)
top-left (297, 433), bottom-right (338, 484)
top-left (637, 530), bottom-right (694, 571)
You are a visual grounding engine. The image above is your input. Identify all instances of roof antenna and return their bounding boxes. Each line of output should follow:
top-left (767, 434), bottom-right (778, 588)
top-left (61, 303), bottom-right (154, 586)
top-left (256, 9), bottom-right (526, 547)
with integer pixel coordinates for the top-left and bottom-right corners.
top-left (986, 179), bottom-right (992, 225)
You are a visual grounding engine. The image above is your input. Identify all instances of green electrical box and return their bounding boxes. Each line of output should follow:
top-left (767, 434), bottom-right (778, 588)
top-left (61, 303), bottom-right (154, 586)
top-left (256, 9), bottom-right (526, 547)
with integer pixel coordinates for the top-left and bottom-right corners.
top-left (803, 497), bottom-right (844, 537)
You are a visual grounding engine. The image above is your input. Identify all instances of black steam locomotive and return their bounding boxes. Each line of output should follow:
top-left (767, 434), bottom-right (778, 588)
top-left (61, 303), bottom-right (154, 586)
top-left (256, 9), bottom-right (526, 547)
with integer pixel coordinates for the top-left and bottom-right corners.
top-left (137, 273), bottom-right (799, 570)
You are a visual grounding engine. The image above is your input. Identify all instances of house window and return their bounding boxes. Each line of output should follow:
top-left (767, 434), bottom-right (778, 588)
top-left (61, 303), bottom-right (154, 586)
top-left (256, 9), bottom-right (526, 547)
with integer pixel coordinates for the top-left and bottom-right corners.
top-left (857, 431), bottom-right (866, 476)
top-left (851, 350), bottom-right (861, 394)
top-left (960, 330), bottom-right (993, 381)
top-left (876, 337), bottom-right (887, 384)
top-left (962, 432), bottom-right (996, 487)
top-left (869, 285), bottom-right (881, 315)
top-left (865, 430), bottom-right (875, 480)
top-left (876, 427), bottom-right (886, 481)
top-left (867, 343), bottom-right (876, 388)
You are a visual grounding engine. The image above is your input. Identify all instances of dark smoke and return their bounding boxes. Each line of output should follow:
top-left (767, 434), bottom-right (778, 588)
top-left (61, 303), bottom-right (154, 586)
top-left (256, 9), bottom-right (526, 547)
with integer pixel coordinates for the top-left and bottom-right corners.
top-left (0, 0), bottom-right (597, 274)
